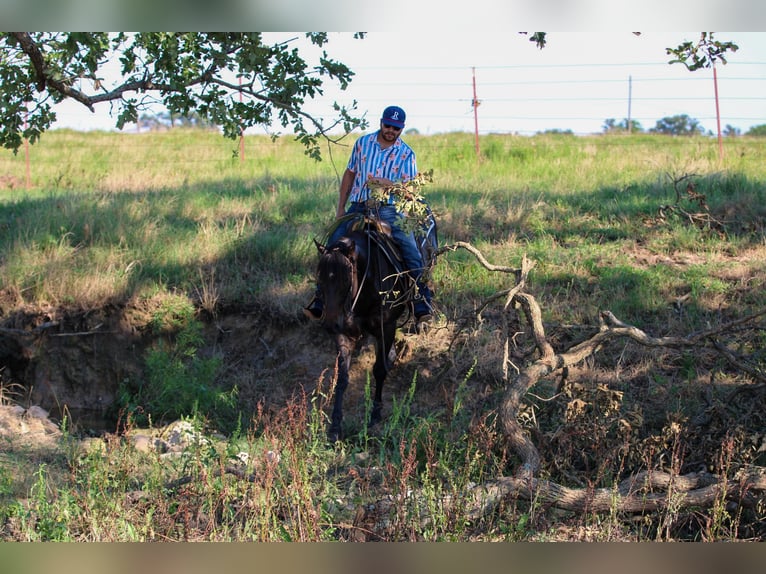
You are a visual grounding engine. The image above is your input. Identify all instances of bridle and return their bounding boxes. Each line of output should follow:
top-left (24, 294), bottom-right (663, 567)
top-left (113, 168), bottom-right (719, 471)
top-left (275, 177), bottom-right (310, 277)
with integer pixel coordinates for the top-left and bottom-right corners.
top-left (319, 228), bottom-right (410, 331)
top-left (321, 240), bottom-right (365, 318)
top-left (340, 244), bottom-right (363, 315)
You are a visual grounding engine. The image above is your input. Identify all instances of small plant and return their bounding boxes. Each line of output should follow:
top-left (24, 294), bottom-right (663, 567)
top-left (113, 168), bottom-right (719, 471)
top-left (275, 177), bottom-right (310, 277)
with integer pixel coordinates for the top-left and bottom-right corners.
top-left (118, 293), bottom-right (238, 432)
top-left (22, 465), bottom-right (71, 541)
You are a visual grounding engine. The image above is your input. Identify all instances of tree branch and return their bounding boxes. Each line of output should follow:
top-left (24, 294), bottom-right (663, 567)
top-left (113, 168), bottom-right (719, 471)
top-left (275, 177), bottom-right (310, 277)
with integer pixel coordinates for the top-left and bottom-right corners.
top-left (421, 240), bottom-right (766, 523)
top-left (12, 32), bottom-right (95, 112)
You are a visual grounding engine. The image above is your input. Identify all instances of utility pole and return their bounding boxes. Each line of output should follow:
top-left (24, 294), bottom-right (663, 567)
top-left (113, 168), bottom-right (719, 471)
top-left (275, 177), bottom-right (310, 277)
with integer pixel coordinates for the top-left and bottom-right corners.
top-left (713, 62), bottom-right (724, 161)
top-left (628, 76), bottom-right (633, 135)
top-left (472, 67), bottom-right (480, 159)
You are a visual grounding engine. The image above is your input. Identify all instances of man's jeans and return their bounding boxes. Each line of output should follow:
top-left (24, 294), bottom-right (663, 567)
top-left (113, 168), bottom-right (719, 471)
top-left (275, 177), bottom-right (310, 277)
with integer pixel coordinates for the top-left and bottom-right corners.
top-left (326, 203), bottom-right (432, 313)
top-left (328, 203), bottom-right (424, 278)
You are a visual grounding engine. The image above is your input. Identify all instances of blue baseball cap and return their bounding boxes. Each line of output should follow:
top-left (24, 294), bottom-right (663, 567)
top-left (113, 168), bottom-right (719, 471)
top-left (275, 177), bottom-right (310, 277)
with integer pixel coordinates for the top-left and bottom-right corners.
top-left (381, 106), bottom-right (406, 128)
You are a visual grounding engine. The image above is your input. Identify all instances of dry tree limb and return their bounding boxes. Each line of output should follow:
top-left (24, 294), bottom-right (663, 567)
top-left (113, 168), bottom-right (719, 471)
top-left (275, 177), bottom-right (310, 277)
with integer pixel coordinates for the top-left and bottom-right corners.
top-left (436, 241), bottom-right (522, 275)
top-left (710, 339), bottom-right (766, 386)
top-left (361, 466), bottom-right (766, 532)
top-left (437, 242), bottom-right (530, 352)
top-left (500, 306), bottom-right (766, 476)
top-left (653, 173), bottom-right (727, 235)
top-left (501, 259), bottom-right (540, 381)
top-left (429, 240), bottom-right (766, 521)
top-left (437, 241), bottom-right (526, 320)
top-left (459, 466), bottom-right (766, 521)
top-left (0, 322), bottom-right (112, 338)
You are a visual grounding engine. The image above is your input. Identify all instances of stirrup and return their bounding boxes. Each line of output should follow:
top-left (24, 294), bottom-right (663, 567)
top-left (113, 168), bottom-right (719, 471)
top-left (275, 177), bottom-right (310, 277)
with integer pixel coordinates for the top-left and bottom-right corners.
top-left (416, 313), bottom-right (433, 324)
top-left (303, 297), bottom-right (323, 320)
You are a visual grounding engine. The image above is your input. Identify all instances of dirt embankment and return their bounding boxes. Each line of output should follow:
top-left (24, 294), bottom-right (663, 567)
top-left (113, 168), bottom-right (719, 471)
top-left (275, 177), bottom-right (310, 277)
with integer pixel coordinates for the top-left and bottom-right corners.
top-left (0, 289), bottom-right (455, 435)
top-left (1, 298), bottom-right (158, 427)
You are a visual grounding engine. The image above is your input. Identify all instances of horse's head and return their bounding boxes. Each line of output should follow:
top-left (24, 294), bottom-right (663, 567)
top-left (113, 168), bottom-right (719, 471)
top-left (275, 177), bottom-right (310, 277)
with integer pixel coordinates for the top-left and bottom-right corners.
top-left (315, 237), bottom-right (360, 335)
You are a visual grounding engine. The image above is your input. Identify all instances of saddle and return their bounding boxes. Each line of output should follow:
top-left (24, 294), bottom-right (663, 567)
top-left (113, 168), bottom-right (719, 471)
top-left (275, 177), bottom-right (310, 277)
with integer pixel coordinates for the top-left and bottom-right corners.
top-left (350, 216), bottom-right (406, 273)
top-left (327, 210), bottom-right (439, 279)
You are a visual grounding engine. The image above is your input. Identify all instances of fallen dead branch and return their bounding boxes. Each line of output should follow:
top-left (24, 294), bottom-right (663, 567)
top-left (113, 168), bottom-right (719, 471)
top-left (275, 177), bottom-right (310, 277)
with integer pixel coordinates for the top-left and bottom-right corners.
top-left (655, 173), bottom-right (727, 236)
top-left (424, 241), bottom-right (766, 520)
top-left (504, 301), bottom-right (766, 476)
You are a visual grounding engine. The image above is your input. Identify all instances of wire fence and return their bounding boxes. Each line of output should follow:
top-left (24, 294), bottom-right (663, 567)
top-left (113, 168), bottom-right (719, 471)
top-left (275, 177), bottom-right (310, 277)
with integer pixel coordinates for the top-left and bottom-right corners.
top-left (332, 61), bottom-right (766, 137)
top-left (46, 60), bottom-right (766, 139)
top-left (1, 59), bottom-right (760, 191)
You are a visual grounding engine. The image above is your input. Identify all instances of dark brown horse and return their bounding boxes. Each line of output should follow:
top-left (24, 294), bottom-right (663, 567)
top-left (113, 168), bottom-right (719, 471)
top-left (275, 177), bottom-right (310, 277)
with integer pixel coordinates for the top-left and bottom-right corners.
top-left (314, 222), bottom-right (411, 441)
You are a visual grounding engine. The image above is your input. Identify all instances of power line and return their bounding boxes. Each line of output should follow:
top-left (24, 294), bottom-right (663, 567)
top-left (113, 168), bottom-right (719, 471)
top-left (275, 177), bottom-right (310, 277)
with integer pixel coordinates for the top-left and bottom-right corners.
top-left (45, 60), bottom-right (766, 136)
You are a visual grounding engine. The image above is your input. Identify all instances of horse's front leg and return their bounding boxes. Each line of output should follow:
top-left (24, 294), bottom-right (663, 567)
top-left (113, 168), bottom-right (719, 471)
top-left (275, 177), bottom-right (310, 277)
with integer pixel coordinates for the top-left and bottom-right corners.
top-left (329, 334), bottom-right (353, 442)
top-left (369, 324), bottom-right (397, 428)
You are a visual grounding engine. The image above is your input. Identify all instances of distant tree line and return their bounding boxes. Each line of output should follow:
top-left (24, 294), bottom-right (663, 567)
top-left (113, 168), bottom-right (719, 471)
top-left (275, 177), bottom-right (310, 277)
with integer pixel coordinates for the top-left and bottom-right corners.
top-left (138, 108), bottom-right (766, 139)
top-left (137, 109), bottom-right (766, 139)
top-left (138, 111), bottom-right (218, 131)
top-left (603, 115), bottom-right (766, 137)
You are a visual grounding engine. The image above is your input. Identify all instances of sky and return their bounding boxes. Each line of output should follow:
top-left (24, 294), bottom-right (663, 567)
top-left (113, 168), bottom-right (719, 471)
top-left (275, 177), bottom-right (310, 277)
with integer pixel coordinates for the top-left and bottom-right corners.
top-left (49, 32), bottom-right (766, 137)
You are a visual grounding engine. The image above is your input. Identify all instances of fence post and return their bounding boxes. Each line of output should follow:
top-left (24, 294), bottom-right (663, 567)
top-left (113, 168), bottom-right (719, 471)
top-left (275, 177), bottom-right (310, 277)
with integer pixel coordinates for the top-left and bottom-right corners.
top-left (627, 75), bottom-right (633, 134)
top-left (239, 76), bottom-right (245, 163)
top-left (713, 62), bottom-right (724, 162)
top-left (24, 105), bottom-right (31, 189)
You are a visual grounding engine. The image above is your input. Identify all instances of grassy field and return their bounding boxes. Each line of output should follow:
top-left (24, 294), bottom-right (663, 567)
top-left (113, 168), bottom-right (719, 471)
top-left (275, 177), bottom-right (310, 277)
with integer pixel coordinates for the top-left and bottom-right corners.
top-left (2, 129), bottom-right (765, 318)
top-left (0, 128), bottom-right (765, 541)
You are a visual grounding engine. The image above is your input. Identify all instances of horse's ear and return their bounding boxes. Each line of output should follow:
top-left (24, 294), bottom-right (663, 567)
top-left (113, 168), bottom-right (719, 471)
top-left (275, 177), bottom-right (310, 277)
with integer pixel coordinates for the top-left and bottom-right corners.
top-left (314, 238), bottom-right (327, 255)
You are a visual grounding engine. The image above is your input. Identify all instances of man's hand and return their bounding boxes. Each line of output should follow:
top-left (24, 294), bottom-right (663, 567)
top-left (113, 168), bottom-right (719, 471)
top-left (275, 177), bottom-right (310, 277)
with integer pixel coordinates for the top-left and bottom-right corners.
top-left (367, 176), bottom-right (395, 189)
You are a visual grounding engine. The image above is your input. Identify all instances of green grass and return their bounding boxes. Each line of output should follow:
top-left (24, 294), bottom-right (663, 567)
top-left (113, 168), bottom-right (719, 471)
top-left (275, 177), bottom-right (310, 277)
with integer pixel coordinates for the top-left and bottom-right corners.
top-left (2, 129), bottom-right (765, 316)
top-left (1, 128), bottom-right (765, 541)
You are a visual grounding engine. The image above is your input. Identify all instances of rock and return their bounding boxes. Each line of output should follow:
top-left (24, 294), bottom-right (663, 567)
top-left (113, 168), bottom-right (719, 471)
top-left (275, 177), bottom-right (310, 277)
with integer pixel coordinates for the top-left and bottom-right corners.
top-left (24, 405), bottom-right (60, 434)
top-left (25, 405), bottom-right (49, 420)
top-left (130, 434), bottom-right (169, 453)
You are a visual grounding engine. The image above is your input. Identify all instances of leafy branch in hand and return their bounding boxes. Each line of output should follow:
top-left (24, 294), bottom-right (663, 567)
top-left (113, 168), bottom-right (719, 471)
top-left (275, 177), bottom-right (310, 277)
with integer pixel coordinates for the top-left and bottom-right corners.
top-left (369, 169), bottom-right (435, 234)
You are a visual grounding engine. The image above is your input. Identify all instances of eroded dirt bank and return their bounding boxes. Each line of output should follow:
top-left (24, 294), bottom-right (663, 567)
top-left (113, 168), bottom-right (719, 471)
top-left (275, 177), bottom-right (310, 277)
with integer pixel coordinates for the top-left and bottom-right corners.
top-left (0, 295), bottom-right (458, 434)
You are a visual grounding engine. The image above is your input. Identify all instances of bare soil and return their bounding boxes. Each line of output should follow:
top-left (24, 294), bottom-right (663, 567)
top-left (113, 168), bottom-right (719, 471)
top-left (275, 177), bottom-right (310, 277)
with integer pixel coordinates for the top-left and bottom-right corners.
top-left (0, 292), bottom-right (461, 437)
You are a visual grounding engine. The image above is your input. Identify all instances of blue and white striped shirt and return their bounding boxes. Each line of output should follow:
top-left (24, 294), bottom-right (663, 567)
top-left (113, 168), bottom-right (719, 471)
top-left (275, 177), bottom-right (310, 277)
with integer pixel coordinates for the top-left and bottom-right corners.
top-left (346, 131), bottom-right (418, 204)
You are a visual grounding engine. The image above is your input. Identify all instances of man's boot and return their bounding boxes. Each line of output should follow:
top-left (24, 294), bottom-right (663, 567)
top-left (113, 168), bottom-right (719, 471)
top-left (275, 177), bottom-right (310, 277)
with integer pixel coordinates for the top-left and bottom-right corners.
top-left (303, 288), bottom-right (323, 320)
top-left (413, 283), bottom-right (434, 326)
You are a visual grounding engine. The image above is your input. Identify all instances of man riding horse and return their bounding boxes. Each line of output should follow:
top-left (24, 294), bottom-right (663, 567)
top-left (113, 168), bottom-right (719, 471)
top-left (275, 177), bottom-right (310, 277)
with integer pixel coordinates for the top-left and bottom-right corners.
top-left (304, 105), bottom-right (435, 326)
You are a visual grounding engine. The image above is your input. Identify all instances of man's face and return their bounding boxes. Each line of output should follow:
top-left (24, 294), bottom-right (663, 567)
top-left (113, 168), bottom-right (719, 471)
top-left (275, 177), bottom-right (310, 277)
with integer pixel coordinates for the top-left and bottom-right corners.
top-left (379, 121), bottom-right (402, 143)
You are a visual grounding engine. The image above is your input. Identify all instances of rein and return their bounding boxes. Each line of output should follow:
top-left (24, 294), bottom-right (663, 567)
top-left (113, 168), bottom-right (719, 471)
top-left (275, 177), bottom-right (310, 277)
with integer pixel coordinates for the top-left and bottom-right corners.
top-left (347, 241), bottom-right (365, 314)
top-left (332, 230), bottom-right (386, 319)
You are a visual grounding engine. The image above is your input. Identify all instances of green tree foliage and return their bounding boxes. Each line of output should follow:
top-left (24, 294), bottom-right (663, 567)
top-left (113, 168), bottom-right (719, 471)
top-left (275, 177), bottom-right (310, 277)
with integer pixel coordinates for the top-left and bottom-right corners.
top-left (650, 114), bottom-right (705, 136)
top-left (666, 32), bottom-right (739, 71)
top-left (519, 32), bottom-right (547, 49)
top-left (745, 124), bottom-right (766, 136)
top-left (0, 32), bottom-right (367, 159)
top-left (602, 118), bottom-right (644, 133)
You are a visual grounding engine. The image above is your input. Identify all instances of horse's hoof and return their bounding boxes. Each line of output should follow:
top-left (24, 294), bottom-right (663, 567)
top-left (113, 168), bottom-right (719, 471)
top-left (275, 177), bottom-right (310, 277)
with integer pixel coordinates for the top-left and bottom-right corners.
top-left (327, 427), bottom-right (342, 443)
top-left (303, 306), bottom-right (322, 321)
top-left (368, 410), bottom-right (382, 429)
